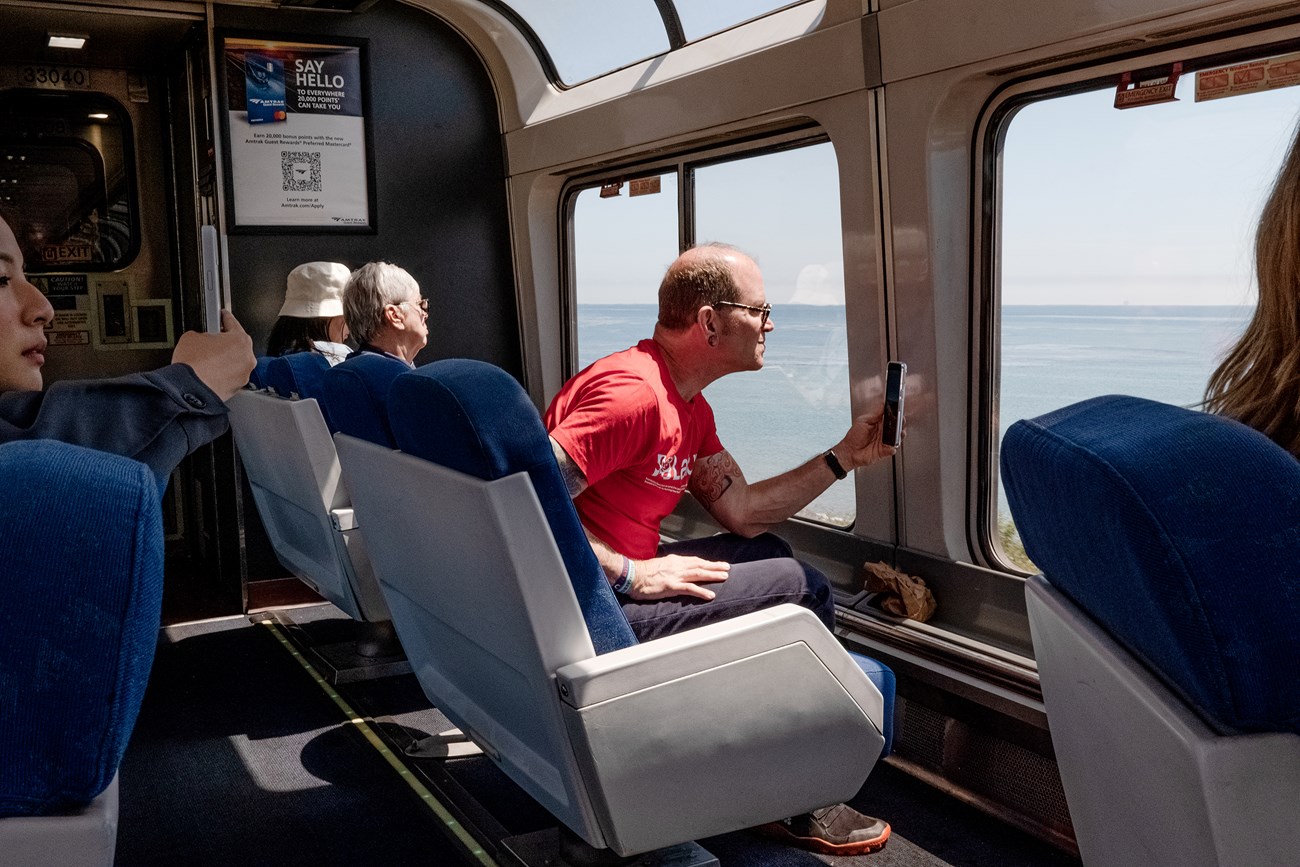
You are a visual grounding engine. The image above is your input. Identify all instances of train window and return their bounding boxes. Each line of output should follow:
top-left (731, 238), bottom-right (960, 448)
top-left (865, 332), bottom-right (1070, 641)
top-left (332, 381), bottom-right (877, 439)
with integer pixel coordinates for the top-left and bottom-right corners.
top-left (501, 1), bottom-right (669, 84)
top-left (0, 90), bottom-right (138, 272)
top-left (693, 142), bottom-right (853, 527)
top-left (994, 78), bottom-right (1300, 570)
top-left (571, 141), bottom-right (851, 527)
top-left (675, 1), bottom-right (808, 42)
top-left (572, 170), bottom-right (680, 366)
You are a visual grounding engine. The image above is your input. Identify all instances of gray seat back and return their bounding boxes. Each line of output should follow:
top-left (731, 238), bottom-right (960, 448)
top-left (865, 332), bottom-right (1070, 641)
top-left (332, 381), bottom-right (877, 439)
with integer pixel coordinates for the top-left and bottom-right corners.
top-left (228, 389), bottom-right (389, 621)
top-left (335, 435), bottom-right (604, 842)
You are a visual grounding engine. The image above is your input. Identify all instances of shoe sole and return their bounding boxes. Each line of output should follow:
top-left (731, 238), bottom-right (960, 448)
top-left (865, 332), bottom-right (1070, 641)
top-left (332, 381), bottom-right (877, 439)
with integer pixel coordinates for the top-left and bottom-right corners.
top-left (755, 820), bottom-right (891, 856)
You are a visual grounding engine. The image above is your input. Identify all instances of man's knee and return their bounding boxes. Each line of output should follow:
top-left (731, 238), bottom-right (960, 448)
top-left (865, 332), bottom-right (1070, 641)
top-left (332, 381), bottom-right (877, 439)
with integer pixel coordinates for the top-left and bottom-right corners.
top-left (748, 531), bottom-right (795, 560)
top-left (750, 554), bottom-right (834, 630)
top-left (795, 559), bottom-right (835, 631)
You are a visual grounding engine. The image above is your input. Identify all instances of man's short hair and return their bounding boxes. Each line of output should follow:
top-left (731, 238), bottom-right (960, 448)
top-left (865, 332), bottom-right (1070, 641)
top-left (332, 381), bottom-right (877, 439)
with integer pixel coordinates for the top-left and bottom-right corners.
top-left (343, 261), bottom-right (420, 344)
top-left (657, 242), bottom-right (748, 330)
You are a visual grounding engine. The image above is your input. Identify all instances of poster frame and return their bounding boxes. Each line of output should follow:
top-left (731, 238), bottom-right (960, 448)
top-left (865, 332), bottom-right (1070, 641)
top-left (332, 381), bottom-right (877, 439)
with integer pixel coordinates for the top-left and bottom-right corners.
top-left (216, 30), bottom-right (378, 234)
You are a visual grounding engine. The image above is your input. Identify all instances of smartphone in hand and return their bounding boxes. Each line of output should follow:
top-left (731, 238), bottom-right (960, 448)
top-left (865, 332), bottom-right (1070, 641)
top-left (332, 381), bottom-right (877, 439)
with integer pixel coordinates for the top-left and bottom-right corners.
top-left (883, 361), bottom-right (906, 448)
top-left (200, 224), bottom-right (222, 333)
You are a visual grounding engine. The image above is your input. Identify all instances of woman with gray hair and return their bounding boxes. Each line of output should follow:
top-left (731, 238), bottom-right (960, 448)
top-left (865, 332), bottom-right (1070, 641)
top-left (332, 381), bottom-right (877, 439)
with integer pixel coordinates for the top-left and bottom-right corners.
top-left (342, 261), bottom-right (428, 367)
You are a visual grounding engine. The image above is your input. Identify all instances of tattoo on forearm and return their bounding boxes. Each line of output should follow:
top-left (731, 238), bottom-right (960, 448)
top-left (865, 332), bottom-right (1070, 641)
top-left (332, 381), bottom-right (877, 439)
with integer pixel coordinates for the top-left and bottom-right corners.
top-left (692, 451), bottom-right (742, 506)
top-left (550, 437), bottom-right (588, 498)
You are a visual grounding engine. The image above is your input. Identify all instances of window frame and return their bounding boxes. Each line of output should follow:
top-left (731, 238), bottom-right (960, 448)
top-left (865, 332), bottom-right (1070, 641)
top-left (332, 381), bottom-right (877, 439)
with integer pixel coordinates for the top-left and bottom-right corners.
top-left (559, 126), bottom-right (859, 530)
top-left (972, 32), bottom-right (1300, 574)
top-left (481, 0), bottom-right (817, 88)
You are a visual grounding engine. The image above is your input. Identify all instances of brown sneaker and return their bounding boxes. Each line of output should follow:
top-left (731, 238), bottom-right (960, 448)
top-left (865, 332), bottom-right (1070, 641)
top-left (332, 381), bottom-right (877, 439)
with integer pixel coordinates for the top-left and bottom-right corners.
top-left (758, 804), bottom-right (891, 856)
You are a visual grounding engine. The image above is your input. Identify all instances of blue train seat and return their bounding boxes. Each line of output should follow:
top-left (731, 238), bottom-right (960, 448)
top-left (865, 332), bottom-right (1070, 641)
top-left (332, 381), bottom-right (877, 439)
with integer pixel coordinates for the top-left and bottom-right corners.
top-left (265, 352), bottom-right (334, 429)
top-left (248, 355), bottom-right (274, 390)
top-left (0, 441), bottom-right (164, 866)
top-left (320, 353), bottom-right (411, 448)
top-left (335, 359), bottom-right (894, 859)
top-left (1001, 395), bottom-right (1300, 867)
top-left (227, 387), bottom-right (391, 625)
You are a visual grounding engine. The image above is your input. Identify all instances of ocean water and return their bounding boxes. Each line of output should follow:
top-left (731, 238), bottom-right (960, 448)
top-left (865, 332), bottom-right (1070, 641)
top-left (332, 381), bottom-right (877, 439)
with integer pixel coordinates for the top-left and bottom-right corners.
top-left (999, 305), bottom-right (1252, 521)
top-left (577, 304), bottom-right (1254, 526)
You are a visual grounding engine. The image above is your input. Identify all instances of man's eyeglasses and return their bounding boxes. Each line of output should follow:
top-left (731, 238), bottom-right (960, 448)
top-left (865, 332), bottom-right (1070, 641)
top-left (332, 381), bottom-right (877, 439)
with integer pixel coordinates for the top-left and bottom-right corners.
top-left (397, 298), bottom-right (429, 314)
top-left (712, 300), bottom-right (772, 327)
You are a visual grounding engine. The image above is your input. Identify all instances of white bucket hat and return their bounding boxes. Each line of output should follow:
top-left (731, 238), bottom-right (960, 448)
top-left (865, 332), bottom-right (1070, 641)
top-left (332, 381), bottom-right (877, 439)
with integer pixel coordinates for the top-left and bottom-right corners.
top-left (278, 261), bottom-right (350, 318)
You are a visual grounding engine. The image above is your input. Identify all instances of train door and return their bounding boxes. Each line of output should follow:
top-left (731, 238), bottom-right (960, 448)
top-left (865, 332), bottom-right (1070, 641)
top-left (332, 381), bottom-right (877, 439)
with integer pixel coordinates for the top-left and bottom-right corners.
top-left (0, 4), bottom-right (248, 619)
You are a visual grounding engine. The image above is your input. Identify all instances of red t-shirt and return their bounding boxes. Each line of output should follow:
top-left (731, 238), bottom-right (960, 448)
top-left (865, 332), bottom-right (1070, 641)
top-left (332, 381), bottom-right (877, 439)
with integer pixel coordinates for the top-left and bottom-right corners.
top-left (545, 340), bottom-right (724, 559)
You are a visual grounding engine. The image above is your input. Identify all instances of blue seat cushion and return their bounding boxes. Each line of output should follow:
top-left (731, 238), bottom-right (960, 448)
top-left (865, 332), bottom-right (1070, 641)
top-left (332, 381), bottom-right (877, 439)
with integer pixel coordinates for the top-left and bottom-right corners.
top-left (249, 355), bottom-right (274, 390)
top-left (1001, 395), bottom-right (1300, 735)
top-left (850, 652), bottom-right (895, 757)
top-left (387, 359), bottom-right (638, 654)
top-left (321, 353), bottom-right (410, 448)
top-left (0, 441), bottom-right (164, 816)
top-left (266, 352), bottom-right (333, 429)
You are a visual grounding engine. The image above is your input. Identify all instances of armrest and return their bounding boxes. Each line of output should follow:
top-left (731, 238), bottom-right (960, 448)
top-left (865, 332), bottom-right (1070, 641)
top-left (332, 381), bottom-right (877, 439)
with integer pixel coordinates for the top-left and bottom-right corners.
top-left (555, 603), bottom-right (883, 721)
top-left (554, 604), bottom-right (889, 855)
top-left (329, 507), bottom-right (358, 532)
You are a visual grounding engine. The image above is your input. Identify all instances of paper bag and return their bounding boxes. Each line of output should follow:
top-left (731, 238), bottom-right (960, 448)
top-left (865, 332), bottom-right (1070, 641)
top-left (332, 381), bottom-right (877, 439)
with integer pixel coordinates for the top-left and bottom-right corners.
top-left (863, 560), bottom-right (937, 622)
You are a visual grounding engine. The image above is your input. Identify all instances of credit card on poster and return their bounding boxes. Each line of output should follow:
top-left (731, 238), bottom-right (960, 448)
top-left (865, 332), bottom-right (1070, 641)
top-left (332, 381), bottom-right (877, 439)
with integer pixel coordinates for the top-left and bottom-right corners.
top-left (244, 53), bottom-right (287, 124)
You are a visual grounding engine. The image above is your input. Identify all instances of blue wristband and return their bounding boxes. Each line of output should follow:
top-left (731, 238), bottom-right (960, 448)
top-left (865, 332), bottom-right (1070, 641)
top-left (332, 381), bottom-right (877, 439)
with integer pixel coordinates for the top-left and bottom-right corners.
top-left (613, 556), bottom-right (635, 595)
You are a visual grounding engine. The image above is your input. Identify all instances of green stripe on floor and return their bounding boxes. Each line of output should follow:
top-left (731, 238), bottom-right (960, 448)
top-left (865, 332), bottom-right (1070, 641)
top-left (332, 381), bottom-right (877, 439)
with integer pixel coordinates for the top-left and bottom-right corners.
top-left (260, 619), bottom-right (498, 867)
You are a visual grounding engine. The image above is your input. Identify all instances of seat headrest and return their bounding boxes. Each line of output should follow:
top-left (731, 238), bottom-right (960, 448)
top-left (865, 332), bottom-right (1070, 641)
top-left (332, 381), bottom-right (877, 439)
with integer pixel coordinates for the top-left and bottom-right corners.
top-left (0, 440), bottom-right (163, 816)
top-left (321, 353), bottom-right (409, 448)
top-left (388, 359), bottom-right (638, 653)
top-left (1002, 394), bottom-right (1300, 735)
top-left (266, 352), bottom-right (333, 428)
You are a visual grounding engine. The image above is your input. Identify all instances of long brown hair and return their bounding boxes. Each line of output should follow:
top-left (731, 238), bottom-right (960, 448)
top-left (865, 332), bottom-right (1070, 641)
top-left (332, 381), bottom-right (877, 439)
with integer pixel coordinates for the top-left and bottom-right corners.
top-left (1204, 122), bottom-right (1300, 456)
top-left (266, 315), bottom-right (334, 357)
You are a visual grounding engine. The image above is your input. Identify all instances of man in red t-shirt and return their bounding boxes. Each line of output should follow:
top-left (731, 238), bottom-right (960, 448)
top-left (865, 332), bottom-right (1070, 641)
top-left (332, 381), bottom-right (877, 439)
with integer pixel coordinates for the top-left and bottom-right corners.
top-left (545, 243), bottom-right (897, 856)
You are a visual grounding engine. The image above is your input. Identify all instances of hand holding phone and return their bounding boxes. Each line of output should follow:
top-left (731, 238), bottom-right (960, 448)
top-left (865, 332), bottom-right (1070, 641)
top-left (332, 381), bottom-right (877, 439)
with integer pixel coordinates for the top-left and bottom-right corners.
top-left (883, 361), bottom-right (906, 448)
top-left (172, 311), bottom-right (255, 401)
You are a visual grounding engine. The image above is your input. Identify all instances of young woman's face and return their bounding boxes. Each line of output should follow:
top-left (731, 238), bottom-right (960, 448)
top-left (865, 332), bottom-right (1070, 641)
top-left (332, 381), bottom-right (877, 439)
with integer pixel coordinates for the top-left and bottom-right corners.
top-left (0, 218), bottom-right (54, 392)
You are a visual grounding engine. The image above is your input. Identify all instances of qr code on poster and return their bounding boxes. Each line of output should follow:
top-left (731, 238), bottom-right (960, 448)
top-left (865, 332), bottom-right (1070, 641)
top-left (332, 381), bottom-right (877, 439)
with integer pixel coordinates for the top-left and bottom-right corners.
top-left (281, 151), bottom-right (322, 192)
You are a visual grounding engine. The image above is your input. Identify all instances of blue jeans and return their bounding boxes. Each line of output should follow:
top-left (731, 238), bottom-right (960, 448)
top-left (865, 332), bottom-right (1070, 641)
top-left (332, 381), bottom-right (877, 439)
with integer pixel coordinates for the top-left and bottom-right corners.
top-left (619, 532), bottom-right (835, 641)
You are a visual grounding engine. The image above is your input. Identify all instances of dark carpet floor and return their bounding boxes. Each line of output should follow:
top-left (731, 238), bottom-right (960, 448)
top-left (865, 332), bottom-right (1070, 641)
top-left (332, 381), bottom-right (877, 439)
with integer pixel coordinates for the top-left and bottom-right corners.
top-left (116, 615), bottom-right (468, 866)
top-left (116, 607), bottom-right (1082, 867)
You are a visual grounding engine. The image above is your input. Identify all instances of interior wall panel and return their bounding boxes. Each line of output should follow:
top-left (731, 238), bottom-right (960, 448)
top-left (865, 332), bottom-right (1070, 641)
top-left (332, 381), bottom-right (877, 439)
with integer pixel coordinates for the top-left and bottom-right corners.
top-left (216, 0), bottom-right (520, 376)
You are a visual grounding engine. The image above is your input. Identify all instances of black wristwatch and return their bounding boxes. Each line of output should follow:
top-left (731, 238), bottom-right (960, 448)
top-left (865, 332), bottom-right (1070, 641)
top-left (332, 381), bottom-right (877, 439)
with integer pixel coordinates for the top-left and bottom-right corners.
top-left (823, 449), bottom-right (848, 480)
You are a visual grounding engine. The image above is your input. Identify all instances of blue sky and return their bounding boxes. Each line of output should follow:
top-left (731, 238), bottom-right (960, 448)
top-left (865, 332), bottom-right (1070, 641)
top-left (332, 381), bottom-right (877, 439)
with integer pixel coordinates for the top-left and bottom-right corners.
top-left (505, 0), bottom-right (806, 83)
top-left (574, 143), bottom-right (846, 306)
top-left (1002, 79), bottom-right (1300, 305)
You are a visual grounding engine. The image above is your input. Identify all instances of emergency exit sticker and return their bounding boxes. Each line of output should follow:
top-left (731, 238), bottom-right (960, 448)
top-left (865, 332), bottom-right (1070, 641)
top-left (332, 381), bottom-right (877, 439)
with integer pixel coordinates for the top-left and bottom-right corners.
top-left (1115, 64), bottom-right (1182, 109)
top-left (1196, 52), bottom-right (1300, 102)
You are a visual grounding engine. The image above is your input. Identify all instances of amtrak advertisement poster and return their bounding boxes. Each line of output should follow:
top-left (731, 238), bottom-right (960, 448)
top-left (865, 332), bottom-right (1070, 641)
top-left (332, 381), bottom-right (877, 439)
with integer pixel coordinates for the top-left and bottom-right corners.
top-left (223, 38), bottom-right (370, 228)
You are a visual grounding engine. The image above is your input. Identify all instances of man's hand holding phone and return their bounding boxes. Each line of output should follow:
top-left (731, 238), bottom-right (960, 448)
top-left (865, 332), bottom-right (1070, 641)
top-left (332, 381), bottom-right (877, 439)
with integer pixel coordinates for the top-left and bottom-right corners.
top-left (826, 362), bottom-right (907, 477)
top-left (882, 361), bottom-right (906, 448)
